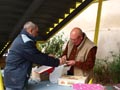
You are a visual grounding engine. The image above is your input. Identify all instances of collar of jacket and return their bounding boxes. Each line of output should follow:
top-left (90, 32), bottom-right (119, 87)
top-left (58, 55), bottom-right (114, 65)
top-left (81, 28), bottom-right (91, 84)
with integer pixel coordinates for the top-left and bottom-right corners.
top-left (20, 29), bottom-right (36, 42)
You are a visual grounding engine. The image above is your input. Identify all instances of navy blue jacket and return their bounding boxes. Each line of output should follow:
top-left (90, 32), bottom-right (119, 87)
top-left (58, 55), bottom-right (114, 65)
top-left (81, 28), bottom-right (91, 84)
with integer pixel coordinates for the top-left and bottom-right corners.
top-left (4, 29), bottom-right (59, 89)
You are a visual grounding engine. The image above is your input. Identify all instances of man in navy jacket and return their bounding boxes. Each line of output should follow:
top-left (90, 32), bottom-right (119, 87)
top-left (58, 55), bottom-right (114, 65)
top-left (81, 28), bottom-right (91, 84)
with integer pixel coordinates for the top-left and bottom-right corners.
top-left (4, 21), bottom-right (66, 90)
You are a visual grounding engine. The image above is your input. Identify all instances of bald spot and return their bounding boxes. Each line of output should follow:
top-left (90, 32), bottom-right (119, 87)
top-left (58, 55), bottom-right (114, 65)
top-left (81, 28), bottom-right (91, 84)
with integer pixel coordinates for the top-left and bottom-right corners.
top-left (70, 27), bottom-right (83, 39)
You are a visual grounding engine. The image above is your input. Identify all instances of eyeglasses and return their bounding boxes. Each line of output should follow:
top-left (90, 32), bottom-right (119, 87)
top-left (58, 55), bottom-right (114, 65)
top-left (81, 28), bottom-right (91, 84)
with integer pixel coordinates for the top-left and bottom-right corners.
top-left (70, 36), bottom-right (80, 42)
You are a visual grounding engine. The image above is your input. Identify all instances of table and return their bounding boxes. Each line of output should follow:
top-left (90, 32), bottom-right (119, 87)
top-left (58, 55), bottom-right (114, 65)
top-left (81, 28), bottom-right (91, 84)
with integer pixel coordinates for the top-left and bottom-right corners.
top-left (27, 80), bottom-right (72, 90)
top-left (27, 80), bottom-right (116, 90)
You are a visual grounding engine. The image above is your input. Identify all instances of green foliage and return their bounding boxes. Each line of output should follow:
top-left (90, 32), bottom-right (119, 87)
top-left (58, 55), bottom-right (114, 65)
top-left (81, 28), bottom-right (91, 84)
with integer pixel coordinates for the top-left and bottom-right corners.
top-left (109, 52), bottom-right (120, 83)
top-left (94, 58), bottom-right (112, 84)
top-left (39, 32), bottom-right (67, 57)
top-left (94, 51), bottom-right (120, 85)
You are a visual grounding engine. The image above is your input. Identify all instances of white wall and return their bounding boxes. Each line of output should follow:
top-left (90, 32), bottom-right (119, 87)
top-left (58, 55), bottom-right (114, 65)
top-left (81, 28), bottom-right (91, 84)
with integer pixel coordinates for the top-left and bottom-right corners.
top-left (97, 28), bottom-right (120, 59)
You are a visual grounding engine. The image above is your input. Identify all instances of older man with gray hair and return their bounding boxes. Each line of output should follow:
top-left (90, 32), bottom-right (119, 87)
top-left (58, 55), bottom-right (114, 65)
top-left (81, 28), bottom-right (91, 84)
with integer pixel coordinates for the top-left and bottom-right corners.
top-left (4, 21), bottom-right (66, 90)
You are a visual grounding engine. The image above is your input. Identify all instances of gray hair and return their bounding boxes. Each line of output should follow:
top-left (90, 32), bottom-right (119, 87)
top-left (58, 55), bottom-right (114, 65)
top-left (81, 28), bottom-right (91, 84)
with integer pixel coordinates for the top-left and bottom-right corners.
top-left (23, 21), bottom-right (36, 30)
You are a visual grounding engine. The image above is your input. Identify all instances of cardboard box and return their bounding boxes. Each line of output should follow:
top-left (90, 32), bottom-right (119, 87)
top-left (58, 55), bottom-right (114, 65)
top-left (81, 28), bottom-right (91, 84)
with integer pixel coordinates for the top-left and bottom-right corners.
top-left (31, 66), bottom-right (54, 81)
top-left (58, 75), bottom-right (87, 86)
top-left (34, 66), bottom-right (54, 74)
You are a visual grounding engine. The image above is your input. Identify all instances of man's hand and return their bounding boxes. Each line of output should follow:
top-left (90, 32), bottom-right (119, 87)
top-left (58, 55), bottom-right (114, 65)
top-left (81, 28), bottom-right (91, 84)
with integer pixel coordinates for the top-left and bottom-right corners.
top-left (59, 57), bottom-right (66, 65)
top-left (66, 60), bottom-right (76, 66)
top-left (61, 55), bottom-right (67, 61)
top-left (48, 54), bottom-right (55, 57)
